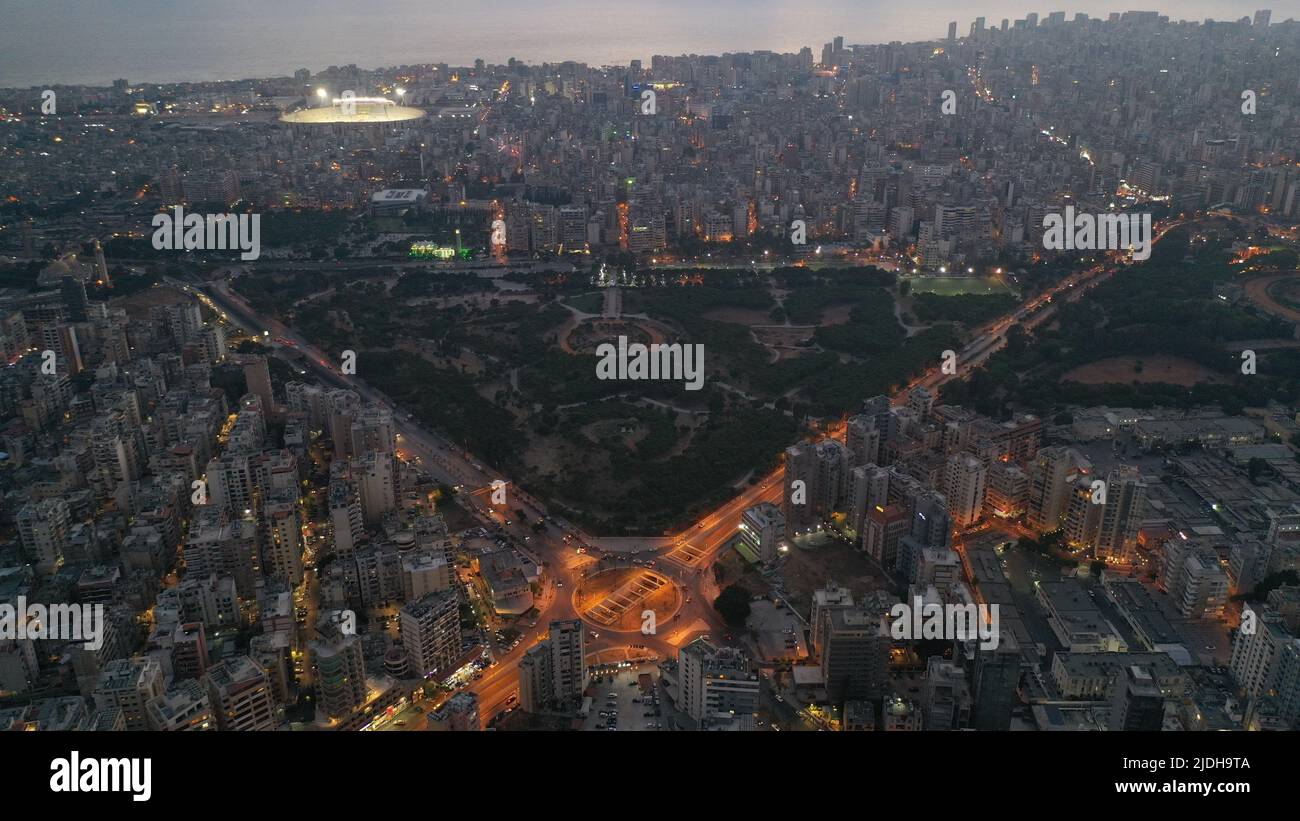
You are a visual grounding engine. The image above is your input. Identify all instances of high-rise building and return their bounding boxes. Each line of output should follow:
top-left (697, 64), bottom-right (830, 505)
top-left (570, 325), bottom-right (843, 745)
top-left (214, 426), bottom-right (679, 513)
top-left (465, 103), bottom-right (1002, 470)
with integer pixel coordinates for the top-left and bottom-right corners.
top-left (863, 502), bottom-right (910, 567)
top-left (401, 590), bottom-right (461, 679)
top-left (170, 622), bottom-right (210, 680)
top-left (548, 619), bottom-right (586, 706)
top-left (985, 462), bottom-right (1028, 518)
top-left (94, 657), bottom-right (165, 730)
top-left (262, 489), bottom-right (305, 586)
top-left (675, 638), bottom-right (759, 729)
top-left (907, 386), bottom-right (934, 423)
top-left (329, 473), bottom-right (366, 557)
top-left (146, 680), bottom-right (215, 731)
top-left (1107, 664), bottom-right (1168, 731)
top-left (518, 643), bottom-right (551, 714)
top-left (972, 634), bottom-right (1020, 730)
top-left (820, 606), bottom-right (891, 702)
top-left (846, 464), bottom-right (889, 537)
top-left (1026, 446), bottom-right (1077, 532)
top-left (1062, 478), bottom-right (1103, 549)
top-left (1231, 603), bottom-right (1300, 728)
top-left (61, 275), bottom-right (88, 322)
top-left (1095, 466), bottom-right (1146, 562)
top-left (910, 491), bottom-right (953, 549)
top-left (810, 583), bottom-right (855, 656)
top-left (206, 452), bottom-right (254, 514)
top-left (943, 454), bottom-right (987, 529)
top-left (846, 414), bottom-right (881, 467)
top-left (183, 509), bottom-right (261, 598)
top-left (517, 619), bottom-right (587, 712)
top-left (1175, 547), bottom-right (1229, 618)
top-left (814, 439), bottom-right (850, 515)
top-left (311, 629), bottom-right (367, 721)
top-left (17, 498), bottom-right (71, 576)
top-left (243, 356), bottom-right (274, 416)
top-left (203, 655), bottom-right (278, 731)
top-left (559, 205), bottom-right (588, 250)
top-left (783, 443), bottom-right (817, 531)
top-left (738, 502), bottom-right (786, 563)
top-left (356, 449), bottom-right (396, 524)
top-left (350, 405), bottom-right (395, 455)
top-left (922, 657), bottom-right (972, 730)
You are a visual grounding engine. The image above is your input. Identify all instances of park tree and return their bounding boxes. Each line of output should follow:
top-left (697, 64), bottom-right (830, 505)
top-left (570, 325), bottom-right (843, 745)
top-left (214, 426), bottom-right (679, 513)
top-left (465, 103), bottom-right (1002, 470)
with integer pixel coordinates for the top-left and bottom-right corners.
top-left (713, 584), bottom-right (752, 628)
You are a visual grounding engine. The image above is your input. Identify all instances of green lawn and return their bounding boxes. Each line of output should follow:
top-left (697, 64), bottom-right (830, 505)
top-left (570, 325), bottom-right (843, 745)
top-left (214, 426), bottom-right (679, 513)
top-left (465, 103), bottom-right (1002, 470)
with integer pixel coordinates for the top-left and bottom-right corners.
top-left (907, 276), bottom-right (1016, 296)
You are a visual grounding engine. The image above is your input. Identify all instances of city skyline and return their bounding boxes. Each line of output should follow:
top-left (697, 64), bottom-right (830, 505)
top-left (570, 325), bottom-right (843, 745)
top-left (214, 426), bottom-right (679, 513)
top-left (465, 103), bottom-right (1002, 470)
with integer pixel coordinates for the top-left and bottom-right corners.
top-left (1, 4), bottom-right (1299, 757)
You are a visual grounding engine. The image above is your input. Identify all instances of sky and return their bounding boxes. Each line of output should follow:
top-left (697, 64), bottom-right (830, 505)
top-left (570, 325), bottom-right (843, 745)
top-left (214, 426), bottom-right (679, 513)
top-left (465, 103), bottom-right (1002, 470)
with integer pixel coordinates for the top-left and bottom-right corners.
top-left (0, 1), bottom-right (1294, 87)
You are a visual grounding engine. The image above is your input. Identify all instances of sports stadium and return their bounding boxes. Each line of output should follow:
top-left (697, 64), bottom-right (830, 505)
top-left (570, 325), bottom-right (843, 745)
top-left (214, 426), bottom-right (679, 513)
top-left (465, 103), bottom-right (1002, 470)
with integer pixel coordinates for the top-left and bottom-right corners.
top-left (281, 94), bottom-right (425, 125)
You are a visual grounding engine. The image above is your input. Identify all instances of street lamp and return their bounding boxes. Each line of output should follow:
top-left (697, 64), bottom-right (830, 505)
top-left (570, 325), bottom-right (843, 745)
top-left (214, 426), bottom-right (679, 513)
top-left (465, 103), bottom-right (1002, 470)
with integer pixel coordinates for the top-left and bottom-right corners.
top-left (316, 88), bottom-right (328, 107)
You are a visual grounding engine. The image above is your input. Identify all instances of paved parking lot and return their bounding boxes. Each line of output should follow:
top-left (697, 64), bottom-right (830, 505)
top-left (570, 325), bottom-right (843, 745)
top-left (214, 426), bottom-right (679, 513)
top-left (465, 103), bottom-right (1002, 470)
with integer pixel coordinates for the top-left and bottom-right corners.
top-left (581, 663), bottom-right (668, 731)
top-left (750, 600), bottom-right (808, 660)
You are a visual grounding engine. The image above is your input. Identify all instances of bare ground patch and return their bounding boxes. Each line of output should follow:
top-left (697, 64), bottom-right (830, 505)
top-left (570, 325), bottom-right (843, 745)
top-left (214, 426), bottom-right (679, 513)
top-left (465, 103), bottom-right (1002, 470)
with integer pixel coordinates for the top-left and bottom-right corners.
top-left (112, 285), bottom-right (191, 319)
top-left (819, 303), bottom-right (855, 326)
top-left (753, 326), bottom-right (815, 347)
top-left (1062, 355), bottom-right (1228, 386)
top-left (780, 540), bottom-right (892, 616)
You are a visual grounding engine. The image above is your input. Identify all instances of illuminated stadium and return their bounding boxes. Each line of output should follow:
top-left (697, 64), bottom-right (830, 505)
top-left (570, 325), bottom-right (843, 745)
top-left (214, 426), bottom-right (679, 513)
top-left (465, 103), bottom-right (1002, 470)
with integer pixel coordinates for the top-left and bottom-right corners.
top-left (281, 95), bottom-right (425, 124)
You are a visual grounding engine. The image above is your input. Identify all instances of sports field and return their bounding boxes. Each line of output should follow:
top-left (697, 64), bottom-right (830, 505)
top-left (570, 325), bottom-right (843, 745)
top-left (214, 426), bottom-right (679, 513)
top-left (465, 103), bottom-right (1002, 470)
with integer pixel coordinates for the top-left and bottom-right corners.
top-left (906, 276), bottom-right (1016, 296)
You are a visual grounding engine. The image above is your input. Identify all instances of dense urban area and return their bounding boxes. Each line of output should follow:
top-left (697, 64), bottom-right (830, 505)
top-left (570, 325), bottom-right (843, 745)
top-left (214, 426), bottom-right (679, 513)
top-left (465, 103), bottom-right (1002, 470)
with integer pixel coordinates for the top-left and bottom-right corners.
top-left (2, 8), bottom-right (1300, 735)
